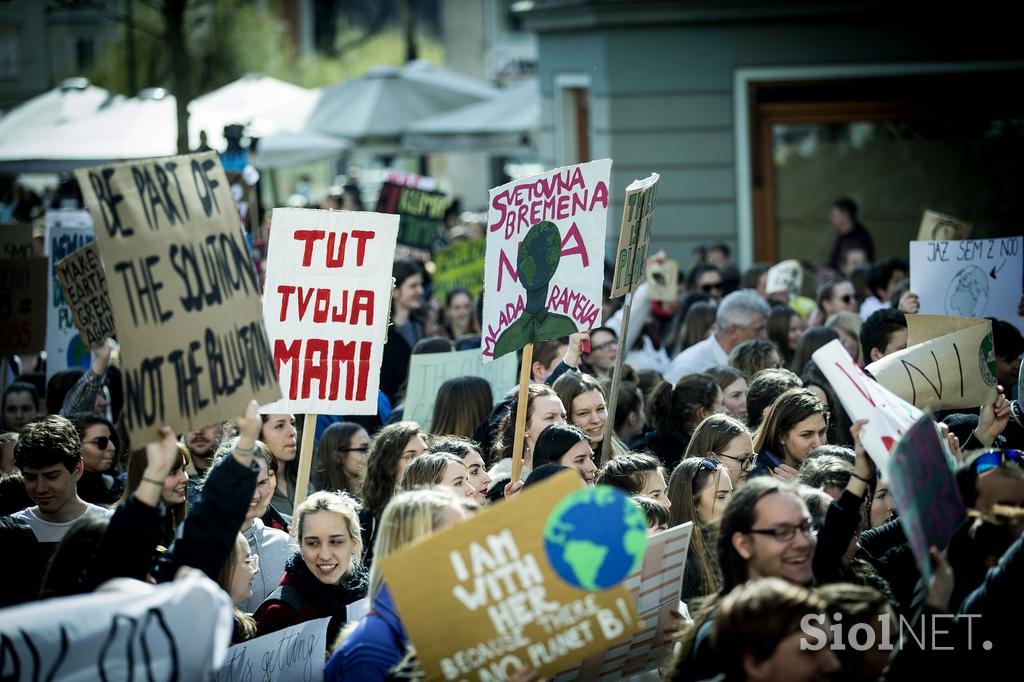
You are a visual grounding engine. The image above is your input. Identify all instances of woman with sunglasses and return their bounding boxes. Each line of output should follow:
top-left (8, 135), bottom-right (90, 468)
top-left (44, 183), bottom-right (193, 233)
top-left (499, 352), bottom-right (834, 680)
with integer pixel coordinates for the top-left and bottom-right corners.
top-left (667, 457), bottom-right (732, 600)
top-left (684, 413), bottom-right (756, 487)
top-left (313, 422), bottom-right (369, 499)
top-left (810, 278), bottom-right (858, 326)
top-left (71, 414), bottom-right (121, 505)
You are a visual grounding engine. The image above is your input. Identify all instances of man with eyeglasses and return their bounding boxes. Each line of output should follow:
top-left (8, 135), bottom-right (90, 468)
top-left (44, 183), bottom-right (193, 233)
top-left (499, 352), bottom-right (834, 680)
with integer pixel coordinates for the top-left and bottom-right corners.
top-left (665, 289), bottom-right (771, 384)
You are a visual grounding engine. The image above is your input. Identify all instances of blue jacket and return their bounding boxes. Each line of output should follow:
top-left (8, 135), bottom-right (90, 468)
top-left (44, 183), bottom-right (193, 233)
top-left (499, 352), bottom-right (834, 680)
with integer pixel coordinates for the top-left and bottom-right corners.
top-left (324, 584), bottom-right (407, 682)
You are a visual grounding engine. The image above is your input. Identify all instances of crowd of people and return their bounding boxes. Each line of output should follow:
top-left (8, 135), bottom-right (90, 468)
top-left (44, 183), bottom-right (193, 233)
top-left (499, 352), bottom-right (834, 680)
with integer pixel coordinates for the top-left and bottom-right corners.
top-left (1, 196), bottom-right (1023, 681)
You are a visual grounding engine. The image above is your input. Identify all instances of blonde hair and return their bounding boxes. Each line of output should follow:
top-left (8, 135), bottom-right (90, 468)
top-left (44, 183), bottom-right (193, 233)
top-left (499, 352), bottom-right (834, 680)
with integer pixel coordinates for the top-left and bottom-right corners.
top-left (826, 311), bottom-right (864, 362)
top-left (400, 452), bottom-right (465, 491)
top-left (368, 487), bottom-right (468, 603)
top-left (293, 490), bottom-right (364, 577)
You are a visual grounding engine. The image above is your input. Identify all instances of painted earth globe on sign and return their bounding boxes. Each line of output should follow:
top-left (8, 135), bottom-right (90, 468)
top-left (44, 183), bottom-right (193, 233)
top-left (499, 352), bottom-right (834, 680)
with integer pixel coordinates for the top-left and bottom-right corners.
top-left (543, 485), bottom-right (647, 591)
top-left (945, 265), bottom-right (990, 318)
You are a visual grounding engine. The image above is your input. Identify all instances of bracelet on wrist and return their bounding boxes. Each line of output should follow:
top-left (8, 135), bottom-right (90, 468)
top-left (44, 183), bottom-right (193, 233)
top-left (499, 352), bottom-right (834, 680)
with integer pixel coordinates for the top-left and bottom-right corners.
top-left (141, 476), bottom-right (165, 487)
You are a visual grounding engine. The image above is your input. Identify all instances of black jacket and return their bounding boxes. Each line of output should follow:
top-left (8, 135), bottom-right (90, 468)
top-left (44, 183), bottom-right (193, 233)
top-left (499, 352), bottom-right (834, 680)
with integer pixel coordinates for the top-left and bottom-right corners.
top-left (630, 428), bottom-right (690, 472)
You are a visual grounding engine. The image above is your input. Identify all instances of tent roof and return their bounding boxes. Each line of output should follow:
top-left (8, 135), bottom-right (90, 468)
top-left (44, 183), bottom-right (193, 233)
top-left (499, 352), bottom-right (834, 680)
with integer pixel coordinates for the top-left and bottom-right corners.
top-left (0, 78), bottom-right (120, 140)
top-left (251, 130), bottom-right (349, 169)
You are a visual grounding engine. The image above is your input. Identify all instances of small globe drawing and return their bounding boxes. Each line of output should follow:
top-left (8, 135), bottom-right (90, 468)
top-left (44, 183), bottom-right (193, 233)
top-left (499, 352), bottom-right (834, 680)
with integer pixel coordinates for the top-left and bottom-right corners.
top-left (543, 485), bottom-right (648, 591)
top-left (944, 265), bottom-right (990, 318)
top-left (66, 334), bottom-right (91, 370)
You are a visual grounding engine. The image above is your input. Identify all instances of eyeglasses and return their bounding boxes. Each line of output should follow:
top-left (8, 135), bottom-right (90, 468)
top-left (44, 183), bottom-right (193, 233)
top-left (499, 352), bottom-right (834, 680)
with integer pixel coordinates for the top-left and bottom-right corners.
top-left (747, 519), bottom-right (815, 542)
top-left (590, 340), bottom-right (617, 353)
top-left (700, 282), bottom-right (723, 293)
top-left (714, 451), bottom-right (758, 472)
top-left (973, 449), bottom-right (1024, 474)
top-left (84, 436), bottom-right (113, 450)
top-left (243, 553), bottom-right (260, 572)
top-left (339, 447), bottom-right (370, 454)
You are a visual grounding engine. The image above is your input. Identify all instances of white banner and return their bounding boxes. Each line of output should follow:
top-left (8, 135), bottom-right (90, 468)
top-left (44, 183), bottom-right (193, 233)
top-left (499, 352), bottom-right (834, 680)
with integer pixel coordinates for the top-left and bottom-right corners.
top-left (404, 348), bottom-right (518, 431)
top-left (45, 209), bottom-right (94, 377)
top-left (261, 208), bottom-right (398, 414)
top-left (811, 340), bottom-right (923, 470)
top-left (216, 616), bottom-right (330, 682)
top-left (0, 573), bottom-right (233, 681)
top-left (482, 159), bottom-right (611, 362)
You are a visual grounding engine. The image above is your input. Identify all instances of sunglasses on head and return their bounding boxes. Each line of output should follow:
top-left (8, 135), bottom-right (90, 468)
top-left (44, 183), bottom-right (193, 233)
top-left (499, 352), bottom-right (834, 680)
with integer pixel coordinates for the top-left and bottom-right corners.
top-left (973, 449), bottom-right (1024, 474)
top-left (85, 436), bottom-right (113, 450)
top-left (838, 294), bottom-right (855, 304)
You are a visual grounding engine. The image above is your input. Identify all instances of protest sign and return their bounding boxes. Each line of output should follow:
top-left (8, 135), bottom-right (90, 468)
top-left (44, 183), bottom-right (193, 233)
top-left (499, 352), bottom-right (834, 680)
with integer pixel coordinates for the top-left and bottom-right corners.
top-left (916, 209), bottom-right (972, 241)
top-left (764, 259), bottom-right (803, 298)
top-left (0, 572), bottom-right (233, 682)
top-left (609, 173), bottom-right (659, 298)
top-left (645, 259), bottom-right (678, 302)
top-left (381, 472), bottom-right (642, 681)
top-left (216, 616), bottom-right (329, 682)
top-left (376, 181), bottom-right (448, 249)
top-left (405, 348), bottom-right (518, 431)
top-left (45, 209), bottom-right (94, 377)
top-left (75, 152), bottom-right (280, 446)
top-left (54, 242), bottom-right (116, 347)
top-left (434, 238), bottom-right (486, 303)
top-left (482, 159), bottom-right (611, 362)
top-left (812, 340), bottom-right (923, 470)
top-left (867, 315), bottom-right (997, 411)
top-left (554, 522), bottom-right (692, 681)
top-left (0, 224), bottom-right (33, 259)
top-left (0, 257), bottom-right (47, 356)
top-left (909, 236), bottom-right (1023, 332)
top-left (886, 413), bottom-right (966, 583)
top-left (261, 207), bottom-right (398, 415)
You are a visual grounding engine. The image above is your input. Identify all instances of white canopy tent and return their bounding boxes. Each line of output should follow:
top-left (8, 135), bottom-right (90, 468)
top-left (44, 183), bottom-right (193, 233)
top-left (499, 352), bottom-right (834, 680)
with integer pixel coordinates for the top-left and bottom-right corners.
top-left (0, 78), bottom-right (119, 141)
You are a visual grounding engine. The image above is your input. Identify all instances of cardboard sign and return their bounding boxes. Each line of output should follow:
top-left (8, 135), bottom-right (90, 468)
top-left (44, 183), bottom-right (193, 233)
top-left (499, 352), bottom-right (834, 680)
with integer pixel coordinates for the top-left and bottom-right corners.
top-left (54, 242), bottom-right (116, 347)
top-left (45, 209), bottom-right (94, 377)
top-left (376, 181), bottom-right (448, 249)
top-left (482, 159), bottom-right (612, 362)
top-left (0, 257), bottom-right (47, 355)
top-left (0, 224), bottom-right (34, 259)
top-left (909, 237), bottom-right (1023, 332)
top-left (0, 573), bottom-right (233, 682)
top-left (554, 522), bottom-right (693, 681)
top-left (261, 208), bottom-right (398, 415)
top-left (75, 152), bottom-right (280, 446)
top-left (216, 616), bottom-right (330, 682)
top-left (609, 173), bottom-right (659, 298)
top-left (404, 348), bottom-right (518, 431)
top-left (811, 340), bottom-right (923, 470)
top-left (916, 209), bottom-right (972, 241)
top-left (434, 238), bottom-right (486, 303)
top-left (867, 316), bottom-right (997, 411)
top-left (645, 259), bottom-right (678, 302)
top-left (380, 472), bottom-right (642, 681)
top-left (886, 414), bottom-right (966, 583)
top-left (764, 259), bottom-right (803, 297)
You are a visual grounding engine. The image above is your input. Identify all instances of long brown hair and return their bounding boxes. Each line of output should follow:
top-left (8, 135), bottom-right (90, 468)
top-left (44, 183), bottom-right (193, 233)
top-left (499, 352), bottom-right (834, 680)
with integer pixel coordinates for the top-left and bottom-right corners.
top-left (491, 384), bottom-right (560, 465)
top-left (216, 535), bottom-right (258, 643)
top-left (314, 422), bottom-right (366, 498)
top-left (647, 374), bottom-right (718, 437)
top-left (684, 413), bottom-right (750, 461)
top-left (432, 376), bottom-right (492, 438)
top-left (361, 422), bottom-right (423, 518)
top-left (553, 371), bottom-right (608, 458)
top-left (122, 444), bottom-right (189, 534)
top-left (667, 458), bottom-right (724, 597)
top-left (752, 388), bottom-right (828, 466)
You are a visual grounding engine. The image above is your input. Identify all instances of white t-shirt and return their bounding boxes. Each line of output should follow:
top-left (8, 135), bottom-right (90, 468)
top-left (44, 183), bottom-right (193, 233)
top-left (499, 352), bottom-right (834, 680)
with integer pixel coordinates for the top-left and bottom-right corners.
top-left (11, 503), bottom-right (114, 543)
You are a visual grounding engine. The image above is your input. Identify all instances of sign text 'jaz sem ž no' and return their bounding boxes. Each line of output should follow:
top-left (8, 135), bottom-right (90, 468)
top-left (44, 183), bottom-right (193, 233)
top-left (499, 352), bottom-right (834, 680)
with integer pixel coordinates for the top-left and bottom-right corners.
top-left (75, 152), bottom-right (280, 446)
top-left (261, 208), bottom-right (398, 415)
top-left (481, 159), bottom-right (612, 362)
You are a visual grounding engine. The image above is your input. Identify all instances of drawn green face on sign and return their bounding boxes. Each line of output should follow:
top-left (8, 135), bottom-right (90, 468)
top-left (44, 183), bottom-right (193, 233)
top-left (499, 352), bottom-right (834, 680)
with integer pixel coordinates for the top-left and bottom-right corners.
top-left (518, 220), bottom-right (562, 292)
top-left (979, 332), bottom-right (998, 387)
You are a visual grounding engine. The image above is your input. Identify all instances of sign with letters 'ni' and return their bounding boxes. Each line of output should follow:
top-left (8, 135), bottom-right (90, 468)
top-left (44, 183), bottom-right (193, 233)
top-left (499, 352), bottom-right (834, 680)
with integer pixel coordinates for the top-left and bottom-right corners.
top-left (261, 208), bottom-right (398, 415)
top-left (812, 340), bottom-right (923, 471)
top-left (609, 173), bottom-right (659, 299)
top-left (482, 159), bottom-right (611, 362)
top-left (45, 209), bottom-right (94, 378)
top-left (381, 472), bottom-right (643, 681)
top-left (75, 152), bottom-right (280, 447)
top-left (54, 242), bottom-right (116, 348)
top-left (909, 236), bottom-right (1023, 333)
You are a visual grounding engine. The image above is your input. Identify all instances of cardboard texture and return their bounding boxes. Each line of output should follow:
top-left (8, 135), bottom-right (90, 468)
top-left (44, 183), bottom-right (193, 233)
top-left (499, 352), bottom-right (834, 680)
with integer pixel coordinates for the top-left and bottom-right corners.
top-left (0, 257), bottom-right (47, 355)
top-left (380, 472), bottom-right (642, 681)
top-left (75, 152), bottom-right (280, 446)
top-left (482, 159), bottom-right (611, 362)
top-left (867, 315), bottom-right (997, 411)
top-left (764, 259), bottom-right (803, 297)
top-left (404, 348), bottom-right (517, 431)
top-left (54, 242), bottom-right (116, 347)
top-left (886, 414), bottom-right (966, 584)
top-left (645, 259), bottom-right (678, 303)
top-left (812, 340), bottom-right (923, 470)
top-left (554, 522), bottom-right (693, 681)
top-left (433, 238), bottom-right (486, 303)
top-left (216, 616), bottom-right (330, 682)
top-left (45, 209), bottom-right (94, 377)
top-left (916, 209), bottom-right (972, 241)
top-left (376, 180), bottom-right (448, 249)
top-left (0, 224), bottom-right (34, 259)
top-left (909, 236), bottom-right (1023, 332)
top-left (609, 173), bottom-right (659, 299)
top-left (261, 207), bottom-right (398, 415)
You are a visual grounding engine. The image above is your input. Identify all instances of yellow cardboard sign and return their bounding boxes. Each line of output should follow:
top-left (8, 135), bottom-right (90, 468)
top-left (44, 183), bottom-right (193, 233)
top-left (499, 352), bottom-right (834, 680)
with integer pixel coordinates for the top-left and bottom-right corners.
top-left (54, 242), bottom-right (116, 347)
top-left (380, 472), bottom-right (642, 681)
top-left (916, 210), bottom-right (972, 241)
top-left (645, 259), bottom-right (678, 302)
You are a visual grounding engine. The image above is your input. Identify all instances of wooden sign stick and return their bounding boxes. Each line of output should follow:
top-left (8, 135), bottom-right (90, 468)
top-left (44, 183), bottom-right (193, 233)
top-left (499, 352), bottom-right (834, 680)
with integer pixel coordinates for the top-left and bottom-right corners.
top-left (600, 292), bottom-right (632, 465)
top-left (510, 343), bottom-right (534, 484)
top-left (293, 413), bottom-right (317, 510)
